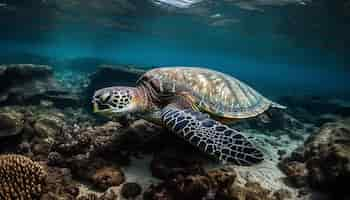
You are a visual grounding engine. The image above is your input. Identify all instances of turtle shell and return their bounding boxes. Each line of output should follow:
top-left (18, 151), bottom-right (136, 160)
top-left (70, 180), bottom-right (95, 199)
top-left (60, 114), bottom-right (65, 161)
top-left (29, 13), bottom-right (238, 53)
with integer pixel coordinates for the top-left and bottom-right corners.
top-left (137, 67), bottom-right (282, 119)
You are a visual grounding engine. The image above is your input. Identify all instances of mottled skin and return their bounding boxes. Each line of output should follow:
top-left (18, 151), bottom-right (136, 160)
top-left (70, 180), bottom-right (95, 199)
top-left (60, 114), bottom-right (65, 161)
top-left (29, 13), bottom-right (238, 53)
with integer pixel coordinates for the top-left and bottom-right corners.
top-left (92, 67), bottom-right (285, 165)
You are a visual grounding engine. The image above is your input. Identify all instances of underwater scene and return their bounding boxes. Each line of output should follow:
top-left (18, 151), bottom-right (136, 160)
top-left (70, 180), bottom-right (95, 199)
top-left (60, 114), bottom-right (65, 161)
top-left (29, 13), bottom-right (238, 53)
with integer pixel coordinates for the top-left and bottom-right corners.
top-left (0, 0), bottom-right (350, 199)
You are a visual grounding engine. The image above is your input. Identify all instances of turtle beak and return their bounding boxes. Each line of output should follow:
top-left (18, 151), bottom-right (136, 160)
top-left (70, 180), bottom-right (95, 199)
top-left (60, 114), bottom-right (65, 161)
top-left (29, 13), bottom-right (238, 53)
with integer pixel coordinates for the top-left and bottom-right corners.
top-left (93, 101), bottom-right (99, 113)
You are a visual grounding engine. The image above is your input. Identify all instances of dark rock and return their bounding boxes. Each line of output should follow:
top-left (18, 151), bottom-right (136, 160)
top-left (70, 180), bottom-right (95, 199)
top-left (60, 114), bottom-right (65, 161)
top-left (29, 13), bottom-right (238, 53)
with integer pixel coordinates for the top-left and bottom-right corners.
top-left (0, 64), bottom-right (55, 104)
top-left (171, 174), bottom-right (211, 199)
top-left (278, 96), bottom-right (350, 123)
top-left (121, 119), bottom-right (164, 151)
top-left (143, 174), bottom-right (211, 200)
top-left (47, 152), bottom-right (64, 166)
top-left (32, 141), bottom-right (51, 157)
top-left (84, 65), bottom-right (145, 105)
top-left (150, 153), bottom-right (205, 180)
top-left (92, 167), bottom-right (125, 190)
top-left (0, 64), bottom-right (80, 108)
top-left (18, 141), bottom-right (32, 154)
top-left (121, 182), bottom-right (142, 199)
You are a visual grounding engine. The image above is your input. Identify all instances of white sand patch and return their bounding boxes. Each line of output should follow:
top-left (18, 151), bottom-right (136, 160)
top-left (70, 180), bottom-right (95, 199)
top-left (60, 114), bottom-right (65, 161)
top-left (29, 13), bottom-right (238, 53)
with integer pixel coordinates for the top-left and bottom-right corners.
top-left (122, 155), bottom-right (160, 187)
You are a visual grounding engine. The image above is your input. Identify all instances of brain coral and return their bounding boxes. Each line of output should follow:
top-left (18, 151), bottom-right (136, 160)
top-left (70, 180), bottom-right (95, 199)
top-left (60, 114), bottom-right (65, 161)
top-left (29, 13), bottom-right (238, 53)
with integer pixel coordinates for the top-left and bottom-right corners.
top-left (0, 154), bottom-right (47, 200)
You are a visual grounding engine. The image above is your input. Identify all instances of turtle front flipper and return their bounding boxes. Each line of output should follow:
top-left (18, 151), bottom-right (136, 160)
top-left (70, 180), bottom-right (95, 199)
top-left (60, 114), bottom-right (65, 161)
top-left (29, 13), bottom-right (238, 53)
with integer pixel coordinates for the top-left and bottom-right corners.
top-left (160, 105), bottom-right (264, 166)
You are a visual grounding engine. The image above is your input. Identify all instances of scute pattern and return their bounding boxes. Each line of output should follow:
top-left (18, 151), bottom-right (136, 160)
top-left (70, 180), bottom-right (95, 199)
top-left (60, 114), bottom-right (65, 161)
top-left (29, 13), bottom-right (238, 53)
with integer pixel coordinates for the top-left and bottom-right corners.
top-left (140, 67), bottom-right (277, 119)
top-left (110, 89), bottom-right (132, 109)
top-left (161, 106), bottom-right (264, 166)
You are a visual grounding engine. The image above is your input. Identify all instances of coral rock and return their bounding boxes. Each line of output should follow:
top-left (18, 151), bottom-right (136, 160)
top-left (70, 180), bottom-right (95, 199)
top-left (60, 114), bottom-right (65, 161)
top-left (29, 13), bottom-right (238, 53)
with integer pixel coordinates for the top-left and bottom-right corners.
top-left (0, 154), bottom-right (47, 199)
top-left (0, 110), bottom-right (24, 137)
top-left (143, 184), bottom-right (174, 200)
top-left (92, 167), bottom-right (125, 190)
top-left (34, 114), bottom-right (64, 138)
top-left (279, 161), bottom-right (308, 188)
top-left (47, 152), bottom-right (65, 166)
top-left (303, 120), bottom-right (350, 194)
top-left (171, 174), bottom-right (211, 199)
top-left (100, 188), bottom-right (119, 200)
top-left (230, 182), bottom-right (274, 200)
top-left (45, 166), bottom-right (78, 199)
top-left (281, 118), bottom-right (350, 198)
top-left (144, 167), bottom-right (282, 200)
top-left (121, 182), bottom-right (142, 199)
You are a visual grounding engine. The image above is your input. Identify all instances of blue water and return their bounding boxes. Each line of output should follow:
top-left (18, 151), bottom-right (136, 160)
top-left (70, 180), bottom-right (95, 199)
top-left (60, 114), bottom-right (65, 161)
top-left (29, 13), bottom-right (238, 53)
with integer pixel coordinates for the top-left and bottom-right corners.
top-left (1, 1), bottom-right (349, 98)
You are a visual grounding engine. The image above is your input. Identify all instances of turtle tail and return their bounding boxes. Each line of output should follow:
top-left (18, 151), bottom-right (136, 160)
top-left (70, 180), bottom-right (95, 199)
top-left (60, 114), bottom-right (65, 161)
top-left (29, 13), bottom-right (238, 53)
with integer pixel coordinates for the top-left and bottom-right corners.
top-left (271, 102), bottom-right (287, 109)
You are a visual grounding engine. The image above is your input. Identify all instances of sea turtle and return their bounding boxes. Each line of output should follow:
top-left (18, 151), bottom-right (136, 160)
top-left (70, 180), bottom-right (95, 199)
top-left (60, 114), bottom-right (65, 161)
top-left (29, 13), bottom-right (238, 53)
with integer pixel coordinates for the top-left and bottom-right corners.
top-left (92, 67), bottom-right (286, 166)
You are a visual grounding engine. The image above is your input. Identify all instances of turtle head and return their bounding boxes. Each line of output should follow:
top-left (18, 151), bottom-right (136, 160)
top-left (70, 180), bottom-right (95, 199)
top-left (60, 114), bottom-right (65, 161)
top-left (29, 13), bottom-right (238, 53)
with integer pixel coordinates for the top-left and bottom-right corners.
top-left (92, 87), bottom-right (144, 119)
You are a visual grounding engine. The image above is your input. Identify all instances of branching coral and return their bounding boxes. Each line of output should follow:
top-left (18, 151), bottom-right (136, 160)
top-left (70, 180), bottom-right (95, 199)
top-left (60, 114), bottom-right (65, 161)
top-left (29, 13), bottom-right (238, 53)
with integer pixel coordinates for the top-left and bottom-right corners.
top-left (0, 154), bottom-right (47, 200)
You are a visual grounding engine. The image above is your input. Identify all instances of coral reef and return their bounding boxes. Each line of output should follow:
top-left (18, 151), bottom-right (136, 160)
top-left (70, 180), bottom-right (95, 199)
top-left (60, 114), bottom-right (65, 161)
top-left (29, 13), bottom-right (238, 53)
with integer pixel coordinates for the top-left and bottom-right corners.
top-left (280, 118), bottom-right (350, 199)
top-left (0, 154), bottom-right (47, 199)
top-left (2, 63), bottom-right (349, 200)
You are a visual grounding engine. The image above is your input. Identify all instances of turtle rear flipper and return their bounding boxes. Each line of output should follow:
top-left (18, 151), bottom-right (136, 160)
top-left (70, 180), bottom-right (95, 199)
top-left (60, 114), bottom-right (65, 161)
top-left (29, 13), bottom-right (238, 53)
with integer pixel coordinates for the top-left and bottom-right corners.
top-left (160, 106), bottom-right (264, 166)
